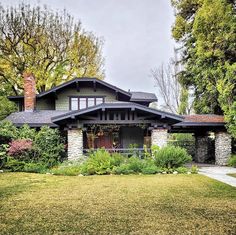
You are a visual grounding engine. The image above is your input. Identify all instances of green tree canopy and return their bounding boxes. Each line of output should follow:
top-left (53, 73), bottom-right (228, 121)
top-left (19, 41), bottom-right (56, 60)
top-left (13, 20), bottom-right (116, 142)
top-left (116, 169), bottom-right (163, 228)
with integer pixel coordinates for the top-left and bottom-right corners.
top-left (0, 3), bottom-right (104, 95)
top-left (172, 0), bottom-right (236, 137)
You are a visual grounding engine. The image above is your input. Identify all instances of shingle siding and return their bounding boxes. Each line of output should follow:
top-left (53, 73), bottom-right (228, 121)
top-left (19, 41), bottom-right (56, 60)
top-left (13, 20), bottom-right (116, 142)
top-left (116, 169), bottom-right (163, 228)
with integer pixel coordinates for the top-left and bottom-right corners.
top-left (55, 86), bottom-right (117, 110)
top-left (36, 98), bottom-right (55, 110)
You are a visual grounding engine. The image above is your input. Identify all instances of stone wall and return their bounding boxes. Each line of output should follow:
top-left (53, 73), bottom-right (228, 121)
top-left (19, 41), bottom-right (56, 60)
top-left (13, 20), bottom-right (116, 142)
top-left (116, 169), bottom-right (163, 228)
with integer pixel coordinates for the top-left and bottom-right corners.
top-left (215, 132), bottom-right (232, 166)
top-left (151, 129), bottom-right (168, 148)
top-left (67, 128), bottom-right (83, 160)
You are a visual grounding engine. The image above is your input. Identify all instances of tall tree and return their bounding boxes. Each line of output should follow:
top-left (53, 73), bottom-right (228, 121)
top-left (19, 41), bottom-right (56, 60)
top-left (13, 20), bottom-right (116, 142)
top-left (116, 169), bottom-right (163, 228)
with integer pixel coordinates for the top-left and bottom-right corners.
top-left (172, 0), bottom-right (236, 137)
top-left (0, 3), bottom-right (104, 95)
top-left (151, 50), bottom-right (193, 114)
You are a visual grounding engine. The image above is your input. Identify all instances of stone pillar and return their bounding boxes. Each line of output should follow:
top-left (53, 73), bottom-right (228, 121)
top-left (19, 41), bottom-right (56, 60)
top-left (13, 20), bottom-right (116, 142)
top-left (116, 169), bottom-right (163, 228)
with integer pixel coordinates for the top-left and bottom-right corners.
top-left (215, 132), bottom-right (232, 166)
top-left (67, 128), bottom-right (83, 161)
top-left (151, 128), bottom-right (168, 148)
top-left (195, 134), bottom-right (209, 163)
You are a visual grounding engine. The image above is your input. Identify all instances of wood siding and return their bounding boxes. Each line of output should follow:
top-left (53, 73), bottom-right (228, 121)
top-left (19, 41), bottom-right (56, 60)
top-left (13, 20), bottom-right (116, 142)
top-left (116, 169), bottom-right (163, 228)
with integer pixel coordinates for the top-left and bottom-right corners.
top-left (55, 86), bottom-right (117, 110)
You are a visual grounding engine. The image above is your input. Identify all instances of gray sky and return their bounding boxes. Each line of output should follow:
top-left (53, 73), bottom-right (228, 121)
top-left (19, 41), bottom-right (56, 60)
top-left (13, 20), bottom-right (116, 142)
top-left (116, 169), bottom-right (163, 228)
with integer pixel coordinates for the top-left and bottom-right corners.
top-left (1, 0), bottom-right (175, 96)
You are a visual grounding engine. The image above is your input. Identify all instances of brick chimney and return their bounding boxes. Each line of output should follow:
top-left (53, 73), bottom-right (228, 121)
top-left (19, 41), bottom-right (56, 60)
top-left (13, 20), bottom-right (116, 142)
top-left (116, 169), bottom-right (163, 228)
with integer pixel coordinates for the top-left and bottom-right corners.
top-left (23, 72), bottom-right (36, 112)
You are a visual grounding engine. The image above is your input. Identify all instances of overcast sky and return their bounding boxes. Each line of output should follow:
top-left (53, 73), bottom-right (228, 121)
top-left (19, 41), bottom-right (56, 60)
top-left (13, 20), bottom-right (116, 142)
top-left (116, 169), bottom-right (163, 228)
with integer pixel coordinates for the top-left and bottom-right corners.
top-left (1, 0), bottom-right (175, 97)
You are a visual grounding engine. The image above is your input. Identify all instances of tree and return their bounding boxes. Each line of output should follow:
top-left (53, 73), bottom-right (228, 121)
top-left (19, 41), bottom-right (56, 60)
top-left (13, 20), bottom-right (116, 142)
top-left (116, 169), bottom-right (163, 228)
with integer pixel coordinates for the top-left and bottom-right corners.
top-left (0, 96), bottom-right (17, 121)
top-left (0, 3), bottom-right (104, 95)
top-left (172, 0), bottom-right (236, 137)
top-left (151, 50), bottom-right (192, 114)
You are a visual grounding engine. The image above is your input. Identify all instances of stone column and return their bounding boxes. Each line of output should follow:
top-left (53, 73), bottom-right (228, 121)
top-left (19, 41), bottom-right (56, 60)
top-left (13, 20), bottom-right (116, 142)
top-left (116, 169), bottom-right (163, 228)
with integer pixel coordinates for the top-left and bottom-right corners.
top-left (195, 134), bottom-right (209, 163)
top-left (215, 132), bottom-right (232, 166)
top-left (151, 128), bottom-right (168, 148)
top-left (67, 128), bottom-right (83, 161)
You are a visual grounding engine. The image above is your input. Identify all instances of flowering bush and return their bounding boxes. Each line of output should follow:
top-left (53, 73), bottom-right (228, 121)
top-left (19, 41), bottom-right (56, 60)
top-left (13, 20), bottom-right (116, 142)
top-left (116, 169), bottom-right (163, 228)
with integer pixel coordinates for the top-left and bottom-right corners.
top-left (8, 139), bottom-right (33, 160)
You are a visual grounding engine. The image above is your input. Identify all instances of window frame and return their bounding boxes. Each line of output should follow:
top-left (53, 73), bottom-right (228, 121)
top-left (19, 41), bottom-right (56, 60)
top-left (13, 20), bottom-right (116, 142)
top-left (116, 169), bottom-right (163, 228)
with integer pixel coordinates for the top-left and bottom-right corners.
top-left (69, 96), bottom-right (105, 111)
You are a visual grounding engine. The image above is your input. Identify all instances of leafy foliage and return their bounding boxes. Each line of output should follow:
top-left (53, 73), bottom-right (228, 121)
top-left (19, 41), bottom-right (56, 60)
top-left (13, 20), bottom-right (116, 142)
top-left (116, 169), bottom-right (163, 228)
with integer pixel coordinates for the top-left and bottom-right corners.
top-left (228, 155), bottom-right (236, 167)
top-left (0, 120), bottom-right (18, 143)
top-left (34, 126), bottom-right (65, 167)
top-left (153, 145), bottom-right (191, 168)
top-left (0, 2), bottom-right (104, 96)
top-left (8, 139), bottom-right (33, 160)
top-left (0, 96), bottom-right (17, 120)
top-left (171, 0), bottom-right (236, 137)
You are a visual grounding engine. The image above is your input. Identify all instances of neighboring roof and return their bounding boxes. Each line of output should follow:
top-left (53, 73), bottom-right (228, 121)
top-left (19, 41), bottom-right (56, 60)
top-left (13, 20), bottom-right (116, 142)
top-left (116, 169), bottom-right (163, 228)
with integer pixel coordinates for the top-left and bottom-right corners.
top-left (52, 102), bottom-right (183, 123)
top-left (183, 115), bottom-right (225, 123)
top-left (5, 110), bottom-right (69, 127)
top-left (130, 92), bottom-right (157, 102)
top-left (174, 114), bottom-right (225, 127)
top-left (8, 77), bottom-right (157, 103)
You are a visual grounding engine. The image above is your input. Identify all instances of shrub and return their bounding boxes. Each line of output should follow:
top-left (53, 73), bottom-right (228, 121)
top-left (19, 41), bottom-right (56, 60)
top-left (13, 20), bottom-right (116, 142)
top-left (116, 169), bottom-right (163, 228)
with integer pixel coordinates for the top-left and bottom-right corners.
top-left (190, 165), bottom-right (199, 174)
top-left (8, 139), bottom-right (33, 160)
top-left (0, 120), bottom-right (18, 143)
top-left (17, 124), bottom-right (36, 141)
top-left (228, 155), bottom-right (236, 167)
top-left (141, 164), bottom-right (161, 174)
top-left (154, 145), bottom-right (192, 168)
top-left (176, 166), bottom-right (188, 174)
top-left (23, 162), bottom-right (47, 173)
top-left (112, 164), bottom-right (134, 175)
top-left (34, 126), bottom-right (65, 167)
top-left (4, 157), bottom-right (26, 172)
top-left (110, 153), bottom-right (125, 166)
top-left (79, 149), bottom-right (114, 175)
top-left (0, 144), bottom-right (8, 168)
top-left (127, 156), bottom-right (144, 172)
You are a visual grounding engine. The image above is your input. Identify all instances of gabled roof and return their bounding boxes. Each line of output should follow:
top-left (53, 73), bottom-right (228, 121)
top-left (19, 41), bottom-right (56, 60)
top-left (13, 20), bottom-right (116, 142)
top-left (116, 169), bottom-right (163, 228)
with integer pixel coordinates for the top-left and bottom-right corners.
top-left (8, 77), bottom-right (157, 103)
top-left (6, 110), bottom-right (69, 127)
top-left (52, 102), bottom-right (183, 123)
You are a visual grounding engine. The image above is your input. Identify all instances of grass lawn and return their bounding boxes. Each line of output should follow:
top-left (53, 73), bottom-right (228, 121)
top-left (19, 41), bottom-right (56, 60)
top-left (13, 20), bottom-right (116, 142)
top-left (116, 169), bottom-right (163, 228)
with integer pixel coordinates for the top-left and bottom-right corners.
top-left (228, 173), bottom-right (236, 178)
top-left (1, 173), bottom-right (236, 235)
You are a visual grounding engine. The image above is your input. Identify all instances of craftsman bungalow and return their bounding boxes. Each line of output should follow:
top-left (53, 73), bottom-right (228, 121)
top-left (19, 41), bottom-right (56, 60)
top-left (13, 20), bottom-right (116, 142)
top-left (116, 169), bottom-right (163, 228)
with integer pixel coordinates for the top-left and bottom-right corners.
top-left (6, 74), bottom-right (232, 165)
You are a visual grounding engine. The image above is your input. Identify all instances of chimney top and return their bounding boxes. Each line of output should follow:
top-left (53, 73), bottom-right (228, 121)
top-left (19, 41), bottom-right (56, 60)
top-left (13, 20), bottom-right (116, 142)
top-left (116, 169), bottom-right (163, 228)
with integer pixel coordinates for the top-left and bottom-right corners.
top-left (23, 73), bottom-right (36, 112)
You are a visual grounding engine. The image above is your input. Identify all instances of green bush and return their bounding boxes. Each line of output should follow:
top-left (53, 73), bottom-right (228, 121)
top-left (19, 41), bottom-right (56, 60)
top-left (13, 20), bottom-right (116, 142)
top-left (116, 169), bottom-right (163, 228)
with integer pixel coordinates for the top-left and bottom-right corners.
top-left (110, 153), bottom-right (125, 166)
top-left (190, 165), bottom-right (199, 174)
top-left (34, 126), bottom-right (65, 167)
top-left (112, 164), bottom-right (134, 175)
top-left (79, 149), bottom-right (114, 175)
top-left (0, 120), bottom-right (18, 143)
top-left (127, 156), bottom-right (144, 172)
top-left (228, 155), bottom-right (236, 167)
top-left (23, 162), bottom-right (47, 173)
top-left (176, 166), bottom-right (188, 174)
top-left (154, 145), bottom-right (192, 168)
top-left (4, 157), bottom-right (26, 172)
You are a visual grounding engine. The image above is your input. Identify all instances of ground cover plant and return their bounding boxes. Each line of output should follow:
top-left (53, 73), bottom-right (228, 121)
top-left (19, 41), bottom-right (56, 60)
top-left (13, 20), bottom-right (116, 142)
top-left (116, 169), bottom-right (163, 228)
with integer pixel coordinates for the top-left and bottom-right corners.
top-left (0, 172), bottom-right (236, 234)
top-left (228, 155), bottom-right (236, 167)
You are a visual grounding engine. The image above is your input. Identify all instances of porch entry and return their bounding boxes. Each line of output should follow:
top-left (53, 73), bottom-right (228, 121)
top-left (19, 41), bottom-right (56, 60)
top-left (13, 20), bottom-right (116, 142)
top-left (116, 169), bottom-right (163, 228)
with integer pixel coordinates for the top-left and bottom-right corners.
top-left (84, 125), bottom-right (150, 150)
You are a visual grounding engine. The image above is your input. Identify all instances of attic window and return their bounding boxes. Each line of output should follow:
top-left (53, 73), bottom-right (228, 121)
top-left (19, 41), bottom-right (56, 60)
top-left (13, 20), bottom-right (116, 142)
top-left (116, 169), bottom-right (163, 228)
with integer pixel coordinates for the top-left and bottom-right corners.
top-left (70, 96), bottom-right (105, 110)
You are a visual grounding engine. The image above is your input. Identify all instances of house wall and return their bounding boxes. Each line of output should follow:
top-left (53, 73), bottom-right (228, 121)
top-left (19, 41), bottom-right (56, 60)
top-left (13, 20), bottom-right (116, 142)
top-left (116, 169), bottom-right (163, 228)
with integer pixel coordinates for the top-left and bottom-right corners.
top-left (55, 86), bottom-right (117, 110)
top-left (36, 98), bottom-right (55, 110)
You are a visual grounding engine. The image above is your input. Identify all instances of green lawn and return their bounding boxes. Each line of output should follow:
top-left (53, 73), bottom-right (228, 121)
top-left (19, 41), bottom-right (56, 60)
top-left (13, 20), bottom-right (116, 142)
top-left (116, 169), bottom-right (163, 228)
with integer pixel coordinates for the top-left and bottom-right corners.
top-left (228, 173), bottom-right (236, 178)
top-left (0, 173), bottom-right (236, 235)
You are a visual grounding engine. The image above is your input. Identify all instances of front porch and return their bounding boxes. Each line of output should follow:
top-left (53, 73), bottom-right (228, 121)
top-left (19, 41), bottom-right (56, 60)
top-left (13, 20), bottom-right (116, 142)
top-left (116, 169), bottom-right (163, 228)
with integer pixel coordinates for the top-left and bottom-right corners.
top-left (52, 103), bottom-right (233, 165)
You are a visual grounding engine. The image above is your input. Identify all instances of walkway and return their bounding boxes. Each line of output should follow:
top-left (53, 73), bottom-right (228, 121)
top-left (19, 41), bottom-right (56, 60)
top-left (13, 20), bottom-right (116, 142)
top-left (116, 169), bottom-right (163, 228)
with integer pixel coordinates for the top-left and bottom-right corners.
top-left (199, 166), bottom-right (236, 187)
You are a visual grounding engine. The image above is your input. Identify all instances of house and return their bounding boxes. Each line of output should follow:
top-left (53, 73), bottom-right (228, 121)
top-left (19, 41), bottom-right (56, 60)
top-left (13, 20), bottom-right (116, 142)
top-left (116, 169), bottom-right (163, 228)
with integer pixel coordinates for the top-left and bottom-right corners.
top-left (7, 73), bottom-right (232, 165)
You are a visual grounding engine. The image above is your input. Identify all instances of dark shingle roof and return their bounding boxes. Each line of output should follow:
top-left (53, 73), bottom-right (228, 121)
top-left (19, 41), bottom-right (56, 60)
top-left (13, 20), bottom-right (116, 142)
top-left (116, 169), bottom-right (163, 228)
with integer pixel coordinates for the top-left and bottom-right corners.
top-left (5, 110), bottom-right (69, 127)
top-left (130, 92), bottom-right (157, 102)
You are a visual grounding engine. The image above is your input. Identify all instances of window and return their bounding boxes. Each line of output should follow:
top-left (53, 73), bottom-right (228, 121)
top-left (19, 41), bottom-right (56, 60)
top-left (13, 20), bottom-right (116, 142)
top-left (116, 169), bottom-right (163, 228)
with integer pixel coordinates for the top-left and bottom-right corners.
top-left (70, 97), bottom-right (104, 110)
top-left (71, 97), bottom-right (78, 110)
top-left (88, 98), bottom-right (95, 107)
top-left (79, 98), bottom-right (87, 110)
